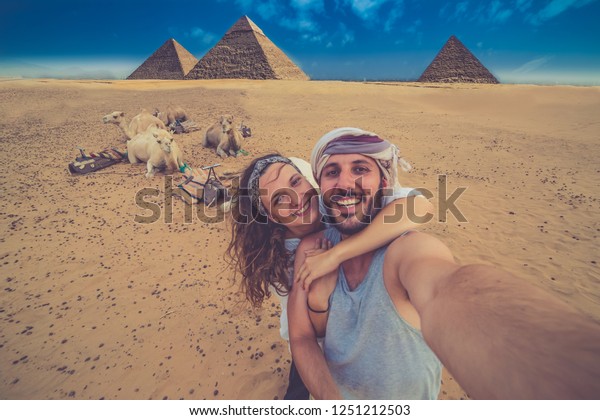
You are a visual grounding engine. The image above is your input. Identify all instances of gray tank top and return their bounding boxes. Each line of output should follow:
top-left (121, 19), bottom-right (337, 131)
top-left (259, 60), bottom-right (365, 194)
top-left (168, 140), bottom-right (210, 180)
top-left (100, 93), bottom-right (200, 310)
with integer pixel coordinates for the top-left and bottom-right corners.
top-left (322, 228), bottom-right (442, 400)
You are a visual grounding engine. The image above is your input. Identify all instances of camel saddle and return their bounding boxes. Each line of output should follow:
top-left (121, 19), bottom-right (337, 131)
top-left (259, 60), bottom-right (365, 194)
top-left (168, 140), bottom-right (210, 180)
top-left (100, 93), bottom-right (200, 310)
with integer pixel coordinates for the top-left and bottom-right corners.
top-left (68, 147), bottom-right (127, 175)
top-left (201, 164), bottom-right (231, 207)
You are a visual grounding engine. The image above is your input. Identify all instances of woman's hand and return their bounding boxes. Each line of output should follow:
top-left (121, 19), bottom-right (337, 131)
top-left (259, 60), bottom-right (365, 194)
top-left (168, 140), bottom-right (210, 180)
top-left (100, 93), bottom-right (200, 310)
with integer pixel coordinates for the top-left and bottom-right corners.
top-left (295, 238), bottom-right (339, 291)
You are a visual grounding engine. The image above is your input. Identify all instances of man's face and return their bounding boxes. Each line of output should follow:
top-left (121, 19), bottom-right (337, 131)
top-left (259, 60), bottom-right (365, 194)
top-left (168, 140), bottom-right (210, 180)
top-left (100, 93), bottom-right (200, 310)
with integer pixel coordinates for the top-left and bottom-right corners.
top-left (319, 154), bottom-right (386, 236)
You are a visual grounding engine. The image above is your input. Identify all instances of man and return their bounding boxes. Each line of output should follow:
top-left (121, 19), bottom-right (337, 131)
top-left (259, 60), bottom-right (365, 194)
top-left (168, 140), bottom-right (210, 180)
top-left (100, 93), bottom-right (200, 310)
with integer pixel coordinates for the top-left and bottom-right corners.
top-left (288, 127), bottom-right (600, 399)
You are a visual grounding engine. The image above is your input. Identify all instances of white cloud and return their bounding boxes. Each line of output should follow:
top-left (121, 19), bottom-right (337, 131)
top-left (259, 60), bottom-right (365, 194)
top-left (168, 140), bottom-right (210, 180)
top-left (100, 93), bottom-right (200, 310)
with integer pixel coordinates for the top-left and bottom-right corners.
top-left (454, 1), bottom-right (470, 18)
top-left (234, 0), bottom-right (324, 36)
top-left (437, 0), bottom-right (600, 26)
top-left (531, 0), bottom-right (597, 24)
top-left (384, 4), bottom-right (404, 32)
top-left (439, 1), bottom-right (469, 21)
top-left (488, 0), bottom-right (514, 22)
top-left (400, 18), bottom-right (422, 45)
top-left (440, 1), bottom-right (512, 25)
top-left (342, 31), bottom-right (355, 45)
top-left (494, 8), bottom-right (513, 22)
top-left (342, 0), bottom-right (404, 23)
top-left (301, 32), bottom-right (325, 43)
top-left (352, 0), bottom-right (385, 18)
top-left (228, 0), bottom-right (409, 45)
top-left (454, 1), bottom-right (469, 17)
top-left (313, 22), bottom-right (354, 47)
top-left (281, 16), bottom-right (319, 32)
top-left (234, 0), bottom-right (255, 9)
top-left (190, 27), bottom-right (216, 45)
top-left (511, 56), bottom-right (552, 74)
top-left (515, 0), bottom-right (533, 12)
top-left (291, 0), bottom-right (325, 12)
top-left (338, 22), bottom-right (355, 46)
top-left (169, 26), bottom-right (215, 45)
top-left (257, 1), bottom-right (280, 19)
top-left (233, 0), bottom-right (324, 28)
top-left (0, 58), bottom-right (134, 80)
top-left (404, 18), bottom-right (421, 34)
top-left (233, 0), bottom-right (282, 20)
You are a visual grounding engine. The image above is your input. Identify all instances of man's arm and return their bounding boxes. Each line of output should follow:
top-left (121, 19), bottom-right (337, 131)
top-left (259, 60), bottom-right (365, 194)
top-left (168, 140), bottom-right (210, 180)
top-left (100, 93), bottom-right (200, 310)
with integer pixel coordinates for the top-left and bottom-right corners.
top-left (387, 232), bottom-right (600, 399)
top-left (295, 195), bottom-right (433, 289)
top-left (288, 232), bottom-right (342, 400)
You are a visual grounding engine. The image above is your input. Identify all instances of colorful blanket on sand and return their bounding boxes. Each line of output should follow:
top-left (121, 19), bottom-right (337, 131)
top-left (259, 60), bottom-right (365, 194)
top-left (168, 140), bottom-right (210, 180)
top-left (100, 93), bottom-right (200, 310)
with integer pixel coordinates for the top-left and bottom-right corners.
top-left (68, 148), bottom-right (127, 175)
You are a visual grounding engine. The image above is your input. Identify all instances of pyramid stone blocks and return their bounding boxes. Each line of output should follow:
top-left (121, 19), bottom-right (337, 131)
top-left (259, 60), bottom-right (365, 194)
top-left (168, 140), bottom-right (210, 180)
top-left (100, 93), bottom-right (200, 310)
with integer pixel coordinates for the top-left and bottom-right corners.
top-left (418, 35), bottom-right (499, 84)
top-left (127, 39), bottom-right (198, 80)
top-left (185, 16), bottom-right (308, 80)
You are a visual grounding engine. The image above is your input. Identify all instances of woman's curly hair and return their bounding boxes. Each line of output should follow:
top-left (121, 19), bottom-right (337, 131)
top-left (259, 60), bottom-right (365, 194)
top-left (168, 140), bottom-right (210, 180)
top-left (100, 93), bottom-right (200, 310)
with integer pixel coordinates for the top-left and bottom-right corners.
top-left (226, 154), bottom-right (293, 308)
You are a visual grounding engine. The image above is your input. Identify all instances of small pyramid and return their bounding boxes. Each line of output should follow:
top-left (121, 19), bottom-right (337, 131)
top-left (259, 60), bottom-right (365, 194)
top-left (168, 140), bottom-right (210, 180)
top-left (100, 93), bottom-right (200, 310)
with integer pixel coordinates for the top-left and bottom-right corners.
top-left (185, 16), bottom-right (308, 80)
top-left (127, 39), bottom-right (198, 80)
top-left (418, 35), bottom-right (499, 84)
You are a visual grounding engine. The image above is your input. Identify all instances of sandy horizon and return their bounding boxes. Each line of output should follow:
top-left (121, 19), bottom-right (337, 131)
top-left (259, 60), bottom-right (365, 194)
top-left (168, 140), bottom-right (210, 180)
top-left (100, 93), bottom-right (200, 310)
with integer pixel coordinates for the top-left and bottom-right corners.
top-left (0, 78), bottom-right (598, 400)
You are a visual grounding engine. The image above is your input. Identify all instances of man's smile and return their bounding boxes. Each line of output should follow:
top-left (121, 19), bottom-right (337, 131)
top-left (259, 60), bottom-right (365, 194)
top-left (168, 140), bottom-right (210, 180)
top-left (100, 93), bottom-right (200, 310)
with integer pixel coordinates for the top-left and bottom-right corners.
top-left (331, 195), bottom-right (362, 207)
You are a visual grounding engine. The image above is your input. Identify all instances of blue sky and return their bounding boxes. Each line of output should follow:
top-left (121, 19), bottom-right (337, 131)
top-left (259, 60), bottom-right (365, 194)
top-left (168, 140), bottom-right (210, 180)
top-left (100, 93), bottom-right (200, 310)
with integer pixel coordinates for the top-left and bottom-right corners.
top-left (1, 0), bottom-right (599, 84)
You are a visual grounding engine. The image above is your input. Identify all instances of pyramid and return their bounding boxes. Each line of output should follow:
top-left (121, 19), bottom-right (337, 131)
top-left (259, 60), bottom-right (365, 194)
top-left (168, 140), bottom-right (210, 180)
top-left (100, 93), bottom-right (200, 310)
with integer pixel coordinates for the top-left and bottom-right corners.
top-left (127, 39), bottom-right (198, 80)
top-left (185, 16), bottom-right (309, 80)
top-left (418, 35), bottom-right (499, 84)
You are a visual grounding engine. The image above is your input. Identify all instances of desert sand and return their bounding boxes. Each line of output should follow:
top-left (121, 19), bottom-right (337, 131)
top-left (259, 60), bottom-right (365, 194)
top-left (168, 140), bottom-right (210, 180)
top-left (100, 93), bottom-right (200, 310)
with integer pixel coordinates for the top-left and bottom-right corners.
top-left (0, 78), bottom-right (598, 400)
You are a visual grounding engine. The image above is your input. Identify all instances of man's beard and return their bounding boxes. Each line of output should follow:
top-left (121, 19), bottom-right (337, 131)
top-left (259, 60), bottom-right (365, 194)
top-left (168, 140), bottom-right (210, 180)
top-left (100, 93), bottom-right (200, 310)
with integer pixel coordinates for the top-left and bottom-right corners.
top-left (324, 183), bottom-right (384, 236)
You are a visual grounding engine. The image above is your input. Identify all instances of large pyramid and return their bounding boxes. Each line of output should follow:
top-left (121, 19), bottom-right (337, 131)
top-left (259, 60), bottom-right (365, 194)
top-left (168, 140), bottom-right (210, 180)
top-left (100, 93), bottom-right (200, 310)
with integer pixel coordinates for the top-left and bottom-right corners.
top-left (185, 16), bottom-right (309, 80)
top-left (127, 39), bottom-right (198, 80)
top-left (418, 35), bottom-right (499, 84)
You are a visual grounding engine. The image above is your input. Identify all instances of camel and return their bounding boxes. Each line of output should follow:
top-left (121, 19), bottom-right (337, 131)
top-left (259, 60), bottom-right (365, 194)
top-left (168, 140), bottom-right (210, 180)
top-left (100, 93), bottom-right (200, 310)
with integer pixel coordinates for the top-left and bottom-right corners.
top-left (153, 105), bottom-right (188, 126)
top-left (127, 127), bottom-right (184, 178)
top-left (102, 109), bottom-right (167, 140)
top-left (203, 115), bottom-right (243, 158)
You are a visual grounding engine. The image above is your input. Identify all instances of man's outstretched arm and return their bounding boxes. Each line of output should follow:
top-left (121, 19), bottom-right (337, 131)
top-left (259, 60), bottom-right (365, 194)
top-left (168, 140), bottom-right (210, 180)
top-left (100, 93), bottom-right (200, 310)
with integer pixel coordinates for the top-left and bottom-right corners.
top-left (288, 233), bottom-right (342, 400)
top-left (387, 232), bottom-right (600, 399)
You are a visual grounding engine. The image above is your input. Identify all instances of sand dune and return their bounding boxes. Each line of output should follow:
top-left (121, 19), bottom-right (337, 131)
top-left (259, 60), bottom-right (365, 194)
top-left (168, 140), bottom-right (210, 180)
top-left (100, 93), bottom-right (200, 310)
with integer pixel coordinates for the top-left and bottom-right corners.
top-left (0, 79), bottom-right (598, 399)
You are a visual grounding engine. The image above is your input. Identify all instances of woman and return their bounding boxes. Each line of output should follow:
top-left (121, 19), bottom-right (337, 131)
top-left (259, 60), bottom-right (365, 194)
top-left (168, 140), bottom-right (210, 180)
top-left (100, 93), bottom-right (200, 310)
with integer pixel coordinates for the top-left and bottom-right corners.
top-left (226, 129), bottom-right (433, 399)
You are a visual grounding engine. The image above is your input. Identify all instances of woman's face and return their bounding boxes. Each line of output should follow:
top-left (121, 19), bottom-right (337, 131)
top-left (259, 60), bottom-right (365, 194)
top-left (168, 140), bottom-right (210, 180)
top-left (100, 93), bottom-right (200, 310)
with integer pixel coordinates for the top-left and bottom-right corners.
top-left (258, 162), bottom-right (320, 229)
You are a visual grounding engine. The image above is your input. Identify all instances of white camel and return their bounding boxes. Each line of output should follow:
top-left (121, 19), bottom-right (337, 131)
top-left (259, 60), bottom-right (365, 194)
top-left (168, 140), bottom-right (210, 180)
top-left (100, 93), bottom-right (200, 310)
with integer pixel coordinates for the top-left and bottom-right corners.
top-left (154, 105), bottom-right (188, 126)
top-left (103, 109), bottom-right (167, 140)
top-left (127, 127), bottom-right (184, 178)
top-left (203, 115), bottom-right (243, 158)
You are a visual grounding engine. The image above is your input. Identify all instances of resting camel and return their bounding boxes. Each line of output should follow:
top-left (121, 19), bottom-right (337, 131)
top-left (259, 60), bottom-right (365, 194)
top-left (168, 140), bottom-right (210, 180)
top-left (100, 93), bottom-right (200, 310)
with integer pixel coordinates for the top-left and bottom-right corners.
top-left (203, 115), bottom-right (243, 158)
top-left (153, 105), bottom-right (188, 126)
top-left (103, 109), bottom-right (167, 140)
top-left (127, 127), bottom-right (184, 178)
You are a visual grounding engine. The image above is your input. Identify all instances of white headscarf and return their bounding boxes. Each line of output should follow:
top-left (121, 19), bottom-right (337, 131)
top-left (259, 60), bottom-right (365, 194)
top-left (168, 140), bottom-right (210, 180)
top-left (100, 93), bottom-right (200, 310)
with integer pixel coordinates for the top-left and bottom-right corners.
top-left (310, 127), bottom-right (411, 187)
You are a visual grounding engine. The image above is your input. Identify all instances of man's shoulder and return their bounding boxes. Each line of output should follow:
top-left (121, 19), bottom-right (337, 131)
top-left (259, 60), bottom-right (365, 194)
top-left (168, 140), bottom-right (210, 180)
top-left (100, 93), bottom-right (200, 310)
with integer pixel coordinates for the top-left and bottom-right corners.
top-left (385, 231), bottom-right (454, 265)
